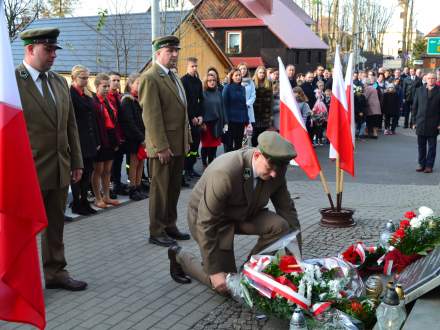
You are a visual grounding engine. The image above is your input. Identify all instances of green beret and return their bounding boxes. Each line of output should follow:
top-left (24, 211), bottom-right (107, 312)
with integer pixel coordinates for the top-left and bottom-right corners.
top-left (20, 27), bottom-right (62, 49)
top-left (152, 35), bottom-right (180, 52)
top-left (257, 131), bottom-right (296, 165)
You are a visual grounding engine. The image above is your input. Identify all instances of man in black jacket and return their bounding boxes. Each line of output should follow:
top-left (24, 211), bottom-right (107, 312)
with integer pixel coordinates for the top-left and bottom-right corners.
top-left (301, 72), bottom-right (317, 109)
top-left (286, 64), bottom-right (297, 88)
top-left (402, 68), bottom-right (422, 128)
top-left (181, 57), bottom-right (204, 179)
top-left (412, 73), bottom-right (440, 173)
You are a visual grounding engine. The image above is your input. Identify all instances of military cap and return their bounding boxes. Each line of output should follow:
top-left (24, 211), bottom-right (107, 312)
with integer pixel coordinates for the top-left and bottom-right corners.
top-left (152, 35), bottom-right (180, 52)
top-left (20, 27), bottom-right (62, 49)
top-left (257, 131), bottom-right (296, 165)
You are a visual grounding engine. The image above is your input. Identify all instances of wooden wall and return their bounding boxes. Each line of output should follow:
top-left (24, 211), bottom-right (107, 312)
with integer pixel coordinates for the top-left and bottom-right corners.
top-left (175, 19), bottom-right (232, 80)
top-left (194, 0), bottom-right (253, 19)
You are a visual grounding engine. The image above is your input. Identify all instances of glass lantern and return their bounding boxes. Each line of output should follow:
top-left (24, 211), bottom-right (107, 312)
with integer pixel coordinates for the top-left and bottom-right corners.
top-left (376, 285), bottom-right (406, 330)
top-left (379, 220), bottom-right (396, 248)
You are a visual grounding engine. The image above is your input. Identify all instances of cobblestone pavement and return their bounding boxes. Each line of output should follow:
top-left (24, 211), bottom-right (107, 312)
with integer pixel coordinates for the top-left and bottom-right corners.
top-left (2, 127), bottom-right (440, 330)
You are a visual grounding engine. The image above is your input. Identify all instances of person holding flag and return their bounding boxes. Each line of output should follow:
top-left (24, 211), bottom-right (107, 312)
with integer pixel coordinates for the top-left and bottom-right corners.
top-left (13, 27), bottom-right (87, 292)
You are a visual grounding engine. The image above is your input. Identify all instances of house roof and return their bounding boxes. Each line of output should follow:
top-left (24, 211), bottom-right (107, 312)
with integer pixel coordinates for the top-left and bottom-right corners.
top-left (11, 11), bottom-right (187, 74)
top-left (202, 18), bottom-right (265, 28)
top-left (238, 0), bottom-right (328, 50)
top-left (279, 0), bottom-right (314, 26)
top-left (229, 56), bottom-right (264, 68)
top-left (426, 25), bottom-right (440, 38)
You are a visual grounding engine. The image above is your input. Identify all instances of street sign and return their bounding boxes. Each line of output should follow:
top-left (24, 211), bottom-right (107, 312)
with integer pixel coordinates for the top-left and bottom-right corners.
top-left (427, 37), bottom-right (440, 55)
top-left (413, 60), bottom-right (423, 65)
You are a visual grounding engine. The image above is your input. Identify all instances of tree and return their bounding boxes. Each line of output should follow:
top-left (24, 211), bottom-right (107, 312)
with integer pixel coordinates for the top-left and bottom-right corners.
top-left (411, 38), bottom-right (427, 62)
top-left (41, 0), bottom-right (79, 18)
top-left (3, 0), bottom-right (45, 40)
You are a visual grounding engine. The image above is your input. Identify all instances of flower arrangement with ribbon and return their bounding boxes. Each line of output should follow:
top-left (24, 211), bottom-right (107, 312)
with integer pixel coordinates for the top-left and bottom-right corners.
top-left (341, 243), bottom-right (386, 277)
top-left (239, 254), bottom-right (373, 326)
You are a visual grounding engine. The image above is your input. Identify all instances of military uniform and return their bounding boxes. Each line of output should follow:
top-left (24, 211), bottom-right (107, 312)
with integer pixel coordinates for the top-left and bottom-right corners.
top-left (175, 131), bottom-right (300, 287)
top-left (15, 28), bottom-right (83, 286)
top-left (139, 36), bottom-right (191, 243)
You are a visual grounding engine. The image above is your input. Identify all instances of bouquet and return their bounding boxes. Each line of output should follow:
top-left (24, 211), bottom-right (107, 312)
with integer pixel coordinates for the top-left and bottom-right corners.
top-left (341, 243), bottom-right (386, 277)
top-left (231, 252), bottom-right (375, 328)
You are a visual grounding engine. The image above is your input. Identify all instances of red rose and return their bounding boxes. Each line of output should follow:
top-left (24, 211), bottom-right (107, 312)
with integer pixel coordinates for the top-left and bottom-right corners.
top-left (394, 228), bottom-right (405, 239)
top-left (279, 255), bottom-right (302, 273)
top-left (351, 300), bottom-right (363, 314)
top-left (404, 211), bottom-right (416, 219)
top-left (342, 245), bottom-right (360, 264)
top-left (399, 220), bottom-right (410, 229)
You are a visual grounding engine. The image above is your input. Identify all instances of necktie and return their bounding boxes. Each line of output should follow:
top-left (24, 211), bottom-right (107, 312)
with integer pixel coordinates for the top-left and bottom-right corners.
top-left (39, 72), bottom-right (57, 113)
top-left (168, 71), bottom-right (185, 104)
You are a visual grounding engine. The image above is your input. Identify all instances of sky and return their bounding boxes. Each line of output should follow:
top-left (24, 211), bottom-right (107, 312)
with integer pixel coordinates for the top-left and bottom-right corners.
top-left (74, 0), bottom-right (440, 35)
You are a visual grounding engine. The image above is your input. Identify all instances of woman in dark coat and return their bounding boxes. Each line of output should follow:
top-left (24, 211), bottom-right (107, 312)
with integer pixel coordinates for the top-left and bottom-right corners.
top-left (222, 68), bottom-right (248, 152)
top-left (200, 73), bottom-right (228, 167)
top-left (119, 73), bottom-right (147, 201)
top-left (69, 65), bottom-right (100, 215)
top-left (251, 65), bottom-right (273, 146)
top-left (382, 85), bottom-right (401, 135)
top-left (92, 73), bottom-right (121, 208)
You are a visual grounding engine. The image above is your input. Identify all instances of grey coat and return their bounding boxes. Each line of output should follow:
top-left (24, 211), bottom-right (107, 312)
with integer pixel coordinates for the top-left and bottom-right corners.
top-left (412, 85), bottom-right (440, 136)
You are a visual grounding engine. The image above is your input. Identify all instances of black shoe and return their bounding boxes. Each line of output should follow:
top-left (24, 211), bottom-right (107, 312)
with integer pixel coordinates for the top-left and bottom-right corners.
top-left (46, 277), bottom-right (88, 291)
top-left (71, 201), bottom-right (90, 215)
top-left (190, 170), bottom-right (201, 178)
top-left (149, 234), bottom-right (176, 247)
top-left (137, 186), bottom-right (148, 199)
top-left (165, 228), bottom-right (191, 240)
top-left (129, 187), bottom-right (144, 201)
top-left (181, 177), bottom-right (190, 188)
top-left (81, 199), bottom-right (97, 214)
top-left (168, 245), bottom-right (191, 284)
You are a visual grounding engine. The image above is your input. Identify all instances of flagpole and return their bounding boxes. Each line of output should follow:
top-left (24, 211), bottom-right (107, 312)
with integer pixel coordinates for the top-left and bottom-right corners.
top-left (339, 169), bottom-right (344, 210)
top-left (336, 156), bottom-right (341, 211)
top-left (319, 171), bottom-right (335, 210)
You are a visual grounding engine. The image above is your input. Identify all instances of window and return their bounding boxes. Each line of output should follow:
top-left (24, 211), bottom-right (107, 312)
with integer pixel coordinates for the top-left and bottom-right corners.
top-left (307, 50), bottom-right (312, 63)
top-left (165, 0), bottom-right (180, 9)
top-left (226, 31), bottom-right (242, 54)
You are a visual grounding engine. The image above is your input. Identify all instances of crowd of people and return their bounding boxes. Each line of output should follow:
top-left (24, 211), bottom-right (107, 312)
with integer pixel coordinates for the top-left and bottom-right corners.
top-left (15, 25), bottom-right (440, 294)
top-left (67, 53), bottom-right (440, 213)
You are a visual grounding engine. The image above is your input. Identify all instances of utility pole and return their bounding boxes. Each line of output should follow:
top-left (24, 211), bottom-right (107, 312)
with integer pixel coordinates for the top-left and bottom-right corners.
top-left (401, 0), bottom-right (409, 67)
top-left (151, 0), bottom-right (160, 63)
top-left (352, 0), bottom-right (359, 69)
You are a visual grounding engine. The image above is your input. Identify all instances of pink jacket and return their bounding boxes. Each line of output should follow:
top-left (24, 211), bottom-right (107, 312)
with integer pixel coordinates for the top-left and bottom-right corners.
top-left (364, 86), bottom-right (382, 116)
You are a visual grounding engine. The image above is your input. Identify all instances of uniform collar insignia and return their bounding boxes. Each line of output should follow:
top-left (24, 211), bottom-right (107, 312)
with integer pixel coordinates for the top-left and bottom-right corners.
top-left (243, 168), bottom-right (252, 180)
top-left (19, 69), bottom-right (29, 79)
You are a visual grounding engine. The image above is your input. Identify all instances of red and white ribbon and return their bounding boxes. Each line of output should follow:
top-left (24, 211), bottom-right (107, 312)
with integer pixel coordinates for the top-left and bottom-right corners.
top-left (243, 264), bottom-right (310, 310)
top-left (383, 259), bottom-right (394, 276)
top-left (311, 302), bottom-right (332, 316)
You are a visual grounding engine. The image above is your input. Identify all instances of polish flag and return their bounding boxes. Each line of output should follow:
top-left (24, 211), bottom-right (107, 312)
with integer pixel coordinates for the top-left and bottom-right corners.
top-left (0, 4), bottom-right (47, 329)
top-left (345, 53), bottom-right (355, 146)
top-left (278, 57), bottom-right (321, 179)
top-left (327, 47), bottom-right (354, 176)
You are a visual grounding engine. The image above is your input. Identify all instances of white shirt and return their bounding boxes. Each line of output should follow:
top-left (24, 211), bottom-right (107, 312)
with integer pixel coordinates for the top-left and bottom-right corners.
top-left (252, 162), bottom-right (259, 189)
top-left (23, 60), bottom-right (56, 103)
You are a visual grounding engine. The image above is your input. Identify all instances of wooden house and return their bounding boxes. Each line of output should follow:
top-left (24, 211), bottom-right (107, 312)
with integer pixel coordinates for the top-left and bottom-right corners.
top-left (191, 0), bottom-right (328, 73)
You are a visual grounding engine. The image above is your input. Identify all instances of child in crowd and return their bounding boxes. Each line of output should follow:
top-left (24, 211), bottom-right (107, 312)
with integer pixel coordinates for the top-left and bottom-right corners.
top-left (292, 86), bottom-right (312, 139)
top-left (311, 81), bottom-right (328, 146)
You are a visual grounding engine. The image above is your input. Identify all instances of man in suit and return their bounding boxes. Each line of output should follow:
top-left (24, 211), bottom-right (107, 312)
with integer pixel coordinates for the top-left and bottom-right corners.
top-left (412, 73), bottom-right (440, 173)
top-left (15, 28), bottom-right (86, 290)
top-left (167, 131), bottom-right (301, 293)
top-left (286, 64), bottom-right (297, 88)
top-left (139, 35), bottom-right (192, 247)
top-left (403, 68), bottom-right (423, 128)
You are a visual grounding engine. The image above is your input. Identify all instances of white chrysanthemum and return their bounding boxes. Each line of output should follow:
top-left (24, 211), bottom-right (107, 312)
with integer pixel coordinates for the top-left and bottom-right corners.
top-left (328, 280), bottom-right (341, 297)
top-left (298, 279), bottom-right (306, 297)
top-left (410, 217), bottom-right (423, 228)
top-left (418, 206), bottom-right (434, 220)
top-left (306, 282), bottom-right (313, 300)
top-left (314, 265), bottom-right (322, 281)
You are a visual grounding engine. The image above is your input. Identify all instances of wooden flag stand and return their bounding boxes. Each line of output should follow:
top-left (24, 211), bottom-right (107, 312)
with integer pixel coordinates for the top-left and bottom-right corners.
top-left (319, 156), bottom-right (356, 228)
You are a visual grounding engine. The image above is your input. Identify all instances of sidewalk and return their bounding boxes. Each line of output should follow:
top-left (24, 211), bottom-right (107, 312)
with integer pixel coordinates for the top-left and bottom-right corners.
top-left (1, 179), bottom-right (439, 330)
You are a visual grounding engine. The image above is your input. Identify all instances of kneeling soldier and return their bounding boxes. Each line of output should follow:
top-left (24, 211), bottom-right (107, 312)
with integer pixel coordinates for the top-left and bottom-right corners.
top-left (168, 131), bottom-right (301, 294)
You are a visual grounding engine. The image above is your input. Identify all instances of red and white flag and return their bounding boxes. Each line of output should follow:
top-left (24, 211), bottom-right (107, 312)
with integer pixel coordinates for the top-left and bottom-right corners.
top-left (0, 3), bottom-right (47, 329)
top-left (278, 57), bottom-right (321, 179)
top-left (327, 47), bottom-right (354, 176)
top-left (345, 53), bottom-right (355, 147)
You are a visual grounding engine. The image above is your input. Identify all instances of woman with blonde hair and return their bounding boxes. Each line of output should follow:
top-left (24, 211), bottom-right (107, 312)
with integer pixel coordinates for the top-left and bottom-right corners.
top-left (237, 62), bottom-right (256, 127)
top-left (119, 73), bottom-right (147, 201)
top-left (251, 65), bottom-right (273, 146)
top-left (69, 65), bottom-right (100, 215)
top-left (92, 73), bottom-right (121, 208)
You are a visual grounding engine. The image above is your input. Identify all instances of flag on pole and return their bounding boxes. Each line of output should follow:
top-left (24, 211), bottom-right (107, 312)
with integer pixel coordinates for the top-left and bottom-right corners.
top-left (345, 53), bottom-right (355, 147)
top-left (326, 46), bottom-right (355, 176)
top-left (278, 57), bottom-right (321, 179)
top-left (0, 2), bottom-right (47, 328)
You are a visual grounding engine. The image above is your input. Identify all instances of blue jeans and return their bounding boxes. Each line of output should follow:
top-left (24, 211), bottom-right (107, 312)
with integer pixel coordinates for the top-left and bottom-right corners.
top-left (417, 135), bottom-right (438, 168)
